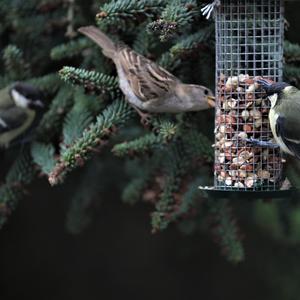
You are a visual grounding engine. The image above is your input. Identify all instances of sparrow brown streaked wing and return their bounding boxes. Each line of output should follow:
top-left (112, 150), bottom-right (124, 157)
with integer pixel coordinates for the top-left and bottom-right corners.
top-left (117, 45), bottom-right (179, 102)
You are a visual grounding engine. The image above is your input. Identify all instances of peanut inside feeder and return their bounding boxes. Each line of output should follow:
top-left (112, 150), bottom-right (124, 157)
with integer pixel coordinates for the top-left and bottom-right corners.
top-left (215, 74), bottom-right (282, 190)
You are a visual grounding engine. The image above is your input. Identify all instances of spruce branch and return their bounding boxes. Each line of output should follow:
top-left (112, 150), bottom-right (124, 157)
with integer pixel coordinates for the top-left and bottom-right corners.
top-left (28, 73), bottom-right (62, 95)
top-left (207, 199), bottom-right (245, 264)
top-left (151, 143), bottom-right (190, 232)
top-left (113, 118), bottom-right (178, 157)
top-left (51, 38), bottom-right (92, 60)
top-left (171, 177), bottom-right (203, 220)
top-left (31, 142), bottom-right (56, 175)
top-left (122, 159), bottom-right (161, 205)
top-left (59, 66), bottom-right (119, 96)
top-left (133, 24), bottom-right (159, 56)
top-left (284, 41), bottom-right (300, 63)
top-left (182, 129), bottom-right (214, 162)
top-left (113, 133), bottom-right (162, 157)
top-left (96, 0), bottom-right (164, 27)
top-left (3, 45), bottom-right (31, 80)
top-left (66, 159), bottom-right (103, 234)
top-left (157, 52), bottom-right (181, 71)
top-left (65, 0), bottom-right (76, 38)
top-left (35, 86), bottom-right (74, 142)
top-left (122, 177), bottom-right (148, 205)
top-left (62, 107), bottom-right (93, 146)
top-left (147, 0), bottom-right (199, 41)
top-left (284, 64), bottom-right (300, 85)
top-left (0, 150), bottom-right (35, 228)
top-left (170, 24), bottom-right (214, 57)
top-left (48, 99), bottom-right (134, 185)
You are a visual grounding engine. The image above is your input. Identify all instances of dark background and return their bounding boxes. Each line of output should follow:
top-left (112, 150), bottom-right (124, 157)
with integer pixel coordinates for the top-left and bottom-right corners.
top-left (1, 2), bottom-right (300, 300)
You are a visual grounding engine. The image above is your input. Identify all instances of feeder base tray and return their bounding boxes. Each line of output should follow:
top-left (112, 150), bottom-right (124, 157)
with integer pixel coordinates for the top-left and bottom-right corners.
top-left (199, 186), bottom-right (298, 200)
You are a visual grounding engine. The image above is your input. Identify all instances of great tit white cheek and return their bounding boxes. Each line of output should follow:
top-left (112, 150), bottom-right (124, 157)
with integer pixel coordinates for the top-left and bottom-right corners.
top-left (268, 93), bottom-right (278, 108)
top-left (11, 89), bottom-right (29, 108)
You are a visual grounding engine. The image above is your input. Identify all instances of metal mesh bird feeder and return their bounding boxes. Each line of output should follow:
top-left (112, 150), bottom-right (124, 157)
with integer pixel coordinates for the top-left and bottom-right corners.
top-left (212, 0), bottom-right (285, 194)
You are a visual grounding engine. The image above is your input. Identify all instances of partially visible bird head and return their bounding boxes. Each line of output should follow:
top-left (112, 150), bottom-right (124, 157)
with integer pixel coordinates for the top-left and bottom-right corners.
top-left (256, 79), bottom-right (290, 96)
top-left (179, 84), bottom-right (215, 110)
top-left (9, 82), bottom-right (45, 110)
top-left (256, 79), bottom-right (293, 107)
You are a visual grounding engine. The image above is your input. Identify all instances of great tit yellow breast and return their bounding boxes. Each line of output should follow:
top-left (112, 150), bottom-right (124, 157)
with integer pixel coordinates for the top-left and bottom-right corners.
top-left (0, 109), bottom-right (36, 148)
top-left (269, 108), bottom-right (294, 156)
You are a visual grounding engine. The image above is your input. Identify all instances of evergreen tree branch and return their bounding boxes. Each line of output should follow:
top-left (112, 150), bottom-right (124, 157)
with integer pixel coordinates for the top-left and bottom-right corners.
top-left (51, 38), bottom-right (92, 60)
top-left (66, 159), bottom-right (103, 234)
top-left (3, 45), bottom-right (31, 80)
top-left (151, 143), bottom-right (190, 231)
top-left (59, 66), bottom-right (119, 96)
top-left (284, 41), bottom-right (300, 63)
top-left (0, 150), bottom-right (35, 228)
top-left (113, 118), bottom-right (178, 157)
top-left (284, 64), bottom-right (300, 85)
top-left (147, 0), bottom-right (199, 41)
top-left (48, 99), bottom-right (134, 185)
top-left (31, 142), bottom-right (56, 175)
top-left (28, 73), bottom-right (62, 95)
top-left (96, 0), bottom-right (164, 27)
top-left (170, 24), bottom-right (214, 56)
top-left (207, 199), bottom-right (245, 264)
top-left (35, 86), bottom-right (74, 142)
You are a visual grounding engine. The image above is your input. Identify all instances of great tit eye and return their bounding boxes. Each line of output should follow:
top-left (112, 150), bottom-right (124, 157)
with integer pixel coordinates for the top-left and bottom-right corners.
top-left (204, 89), bottom-right (209, 95)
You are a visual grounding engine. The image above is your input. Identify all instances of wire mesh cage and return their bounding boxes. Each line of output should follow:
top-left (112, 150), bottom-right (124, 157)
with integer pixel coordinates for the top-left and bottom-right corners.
top-left (214, 0), bottom-right (285, 192)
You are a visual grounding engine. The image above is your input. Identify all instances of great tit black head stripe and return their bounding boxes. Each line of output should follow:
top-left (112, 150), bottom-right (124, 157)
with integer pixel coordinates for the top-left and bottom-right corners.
top-left (256, 79), bottom-right (290, 96)
top-left (11, 82), bottom-right (43, 100)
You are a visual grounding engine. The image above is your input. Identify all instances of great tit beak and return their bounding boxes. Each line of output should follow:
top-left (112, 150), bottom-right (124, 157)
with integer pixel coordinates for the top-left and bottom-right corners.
top-left (207, 95), bottom-right (215, 108)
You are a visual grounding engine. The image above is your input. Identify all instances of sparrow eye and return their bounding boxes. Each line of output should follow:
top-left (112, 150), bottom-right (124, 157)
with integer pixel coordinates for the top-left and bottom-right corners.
top-left (204, 89), bottom-right (209, 95)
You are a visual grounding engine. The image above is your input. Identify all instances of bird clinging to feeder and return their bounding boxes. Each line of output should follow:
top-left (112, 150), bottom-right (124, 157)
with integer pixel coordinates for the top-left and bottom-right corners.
top-left (256, 79), bottom-right (300, 160)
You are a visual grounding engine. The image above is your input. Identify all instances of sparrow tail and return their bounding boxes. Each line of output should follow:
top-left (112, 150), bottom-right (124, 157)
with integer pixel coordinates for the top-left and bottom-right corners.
top-left (78, 26), bottom-right (116, 59)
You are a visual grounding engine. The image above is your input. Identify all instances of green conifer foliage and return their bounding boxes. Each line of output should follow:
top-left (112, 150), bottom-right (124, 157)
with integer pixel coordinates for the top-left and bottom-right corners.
top-left (0, 0), bottom-right (300, 266)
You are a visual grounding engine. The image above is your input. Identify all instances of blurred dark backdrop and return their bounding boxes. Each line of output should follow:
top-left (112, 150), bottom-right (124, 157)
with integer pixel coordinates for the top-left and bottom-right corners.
top-left (1, 2), bottom-right (300, 300)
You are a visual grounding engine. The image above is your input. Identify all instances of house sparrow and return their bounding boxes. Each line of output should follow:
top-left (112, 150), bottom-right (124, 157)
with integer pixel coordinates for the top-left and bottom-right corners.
top-left (78, 26), bottom-right (215, 122)
top-left (0, 82), bottom-right (45, 148)
top-left (201, 0), bottom-right (221, 19)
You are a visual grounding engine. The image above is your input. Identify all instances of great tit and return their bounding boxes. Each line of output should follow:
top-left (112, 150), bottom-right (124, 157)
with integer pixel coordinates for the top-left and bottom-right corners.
top-left (0, 82), bottom-right (45, 148)
top-left (257, 79), bottom-right (300, 159)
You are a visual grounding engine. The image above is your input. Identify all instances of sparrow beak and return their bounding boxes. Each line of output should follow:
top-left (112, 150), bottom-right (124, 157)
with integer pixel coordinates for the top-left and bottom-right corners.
top-left (206, 95), bottom-right (215, 108)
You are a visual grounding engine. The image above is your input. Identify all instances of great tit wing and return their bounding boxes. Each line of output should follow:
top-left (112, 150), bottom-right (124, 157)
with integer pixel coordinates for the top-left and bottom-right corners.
top-left (276, 115), bottom-right (300, 159)
top-left (0, 107), bottom-right (28, 133)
